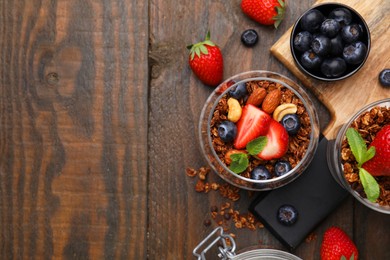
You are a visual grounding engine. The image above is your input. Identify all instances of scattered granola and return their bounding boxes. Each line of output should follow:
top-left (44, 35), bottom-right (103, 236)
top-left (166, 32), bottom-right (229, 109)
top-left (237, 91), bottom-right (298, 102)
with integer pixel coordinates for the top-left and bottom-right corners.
top-left (341, 105), bottom-right (390, 207)
top-left (186, 166), bottom-right (318, 244)
top-left (186, 166), bottom-right (263, 233)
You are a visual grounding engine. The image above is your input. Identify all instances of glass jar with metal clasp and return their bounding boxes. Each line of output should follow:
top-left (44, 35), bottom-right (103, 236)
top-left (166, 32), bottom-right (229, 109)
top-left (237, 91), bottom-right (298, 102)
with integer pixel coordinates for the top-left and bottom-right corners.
top-left (193, 227), bottom-right (302, 260)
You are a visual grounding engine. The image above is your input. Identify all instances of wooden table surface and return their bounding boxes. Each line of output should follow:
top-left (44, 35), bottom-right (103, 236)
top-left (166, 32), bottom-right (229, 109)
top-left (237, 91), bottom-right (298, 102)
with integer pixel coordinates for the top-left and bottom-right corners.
top-left (1, 0), bottom-right (389, 259)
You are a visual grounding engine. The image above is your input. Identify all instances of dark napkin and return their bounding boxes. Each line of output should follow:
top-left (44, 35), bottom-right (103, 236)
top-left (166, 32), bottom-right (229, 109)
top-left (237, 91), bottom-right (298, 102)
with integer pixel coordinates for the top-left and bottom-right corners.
top-left (249, 137), bottom-right (349, 250)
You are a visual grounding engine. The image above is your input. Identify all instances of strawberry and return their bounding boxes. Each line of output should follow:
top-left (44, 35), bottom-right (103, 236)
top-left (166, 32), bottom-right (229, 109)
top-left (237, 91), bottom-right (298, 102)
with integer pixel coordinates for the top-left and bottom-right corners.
top-left (362, 124), bottom-right (390, 176)
top-left (241, 0), bottom-right (286, 29)
top-left (216, 80), bottom-right (236, 95)
top-left (234, 104), bottom-right (272, 149)
top-left (257, 119), bottom-right (288, 160)
top-left (187, 31), bottom-right (224, 87)
top-left (320, 226), bottom-right (359, 260)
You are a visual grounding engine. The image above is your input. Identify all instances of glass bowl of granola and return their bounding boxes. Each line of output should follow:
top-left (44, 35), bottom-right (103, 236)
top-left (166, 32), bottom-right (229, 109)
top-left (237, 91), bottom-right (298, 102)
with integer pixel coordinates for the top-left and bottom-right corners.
top-left (327, 99), bottom-right (390, 214)
top-left (199, 71), bottom-right (320, 191)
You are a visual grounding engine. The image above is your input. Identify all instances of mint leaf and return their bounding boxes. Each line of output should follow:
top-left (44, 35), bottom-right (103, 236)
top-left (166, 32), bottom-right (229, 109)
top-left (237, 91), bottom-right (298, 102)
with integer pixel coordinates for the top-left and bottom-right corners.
top-left (229, 153), bottom-right (249, 174)
top-left (359, 167), bottom-right (380, 202)
top-left (366, 146), bottom-right (376, 162)
top-left (246, 137), bottom-right (267, 156)
top-left (346, 128), bottom-right (374, 166)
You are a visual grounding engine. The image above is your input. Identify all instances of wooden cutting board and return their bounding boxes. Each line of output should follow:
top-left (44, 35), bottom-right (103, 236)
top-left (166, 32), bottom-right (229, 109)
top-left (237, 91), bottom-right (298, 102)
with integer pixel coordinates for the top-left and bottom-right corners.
top-left (271, 0), bottom-right (390, 139)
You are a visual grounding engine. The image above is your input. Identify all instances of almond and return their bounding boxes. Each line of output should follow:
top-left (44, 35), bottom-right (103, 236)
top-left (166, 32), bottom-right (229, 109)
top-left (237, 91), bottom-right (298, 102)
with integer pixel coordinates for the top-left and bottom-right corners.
top-left (247, 87), bottom-right (267, 106)
top-left (262, 89), bottom-right (282, 114)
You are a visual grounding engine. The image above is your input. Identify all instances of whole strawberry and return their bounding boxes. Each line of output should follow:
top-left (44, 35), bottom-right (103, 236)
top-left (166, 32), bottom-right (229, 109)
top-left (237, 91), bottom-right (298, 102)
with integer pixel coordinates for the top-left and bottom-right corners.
top-left (320, 227), bottom-right (358, 260)
top-left (362, 124), bottom-right (390, 176)
top-left (187, 31), bottom-right (223, 87)
top-left (241, 0), bottom-right (286, 29)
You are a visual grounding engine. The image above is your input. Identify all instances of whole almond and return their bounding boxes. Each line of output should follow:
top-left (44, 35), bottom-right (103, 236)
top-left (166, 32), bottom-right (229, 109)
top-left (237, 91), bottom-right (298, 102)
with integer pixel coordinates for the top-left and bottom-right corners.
top-left (247, 88), bottom-right (267, 106)
top-left (262, 89), bottom-right (282, 114)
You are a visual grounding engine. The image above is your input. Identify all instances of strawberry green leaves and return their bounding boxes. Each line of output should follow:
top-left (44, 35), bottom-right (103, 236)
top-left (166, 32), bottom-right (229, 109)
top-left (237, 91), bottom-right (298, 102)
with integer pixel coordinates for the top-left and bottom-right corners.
top-left (187, 31), bottom-right (216, 60)
top-left (346, 128), bottom-right (380, 202)
top-left (273, 0), bottom-right (286, 29)
top-left (229, 137), bottom-right (267, 174)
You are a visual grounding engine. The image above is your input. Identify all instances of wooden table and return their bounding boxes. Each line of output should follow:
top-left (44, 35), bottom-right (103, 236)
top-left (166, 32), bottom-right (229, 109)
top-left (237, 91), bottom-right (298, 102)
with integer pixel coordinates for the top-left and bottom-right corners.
top-left (1, 0), bottom-right (389, 259)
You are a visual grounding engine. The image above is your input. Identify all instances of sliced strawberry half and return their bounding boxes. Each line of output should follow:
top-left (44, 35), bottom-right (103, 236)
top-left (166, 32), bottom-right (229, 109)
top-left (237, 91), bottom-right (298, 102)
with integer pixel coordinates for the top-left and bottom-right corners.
top-left (233, 104), bottom-right (272, 149)
top-left (362, 124), bottom-right (390, 176)
top-left (257, 119), bottom-right (289, 160)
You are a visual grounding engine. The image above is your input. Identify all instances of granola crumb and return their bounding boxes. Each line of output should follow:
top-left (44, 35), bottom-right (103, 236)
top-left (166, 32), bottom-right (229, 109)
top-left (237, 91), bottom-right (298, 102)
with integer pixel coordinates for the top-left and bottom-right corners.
top-left (186, 165), bottom-right (264, 233)
top-left (305, 232), bottom-right (317, 243)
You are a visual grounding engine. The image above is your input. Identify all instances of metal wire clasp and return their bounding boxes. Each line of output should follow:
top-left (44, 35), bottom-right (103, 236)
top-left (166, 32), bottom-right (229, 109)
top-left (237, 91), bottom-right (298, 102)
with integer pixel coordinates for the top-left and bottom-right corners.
top-left (193, 227), bottom-right (237, 260)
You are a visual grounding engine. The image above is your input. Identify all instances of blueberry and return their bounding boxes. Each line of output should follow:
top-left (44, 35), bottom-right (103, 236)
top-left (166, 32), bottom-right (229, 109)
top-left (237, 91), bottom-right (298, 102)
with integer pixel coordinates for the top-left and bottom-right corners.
top-left (300, 9), bottom-right (325, 33)
top-left (274, 161), bottom-right (292, 177)
top-left (329, 7), bottom-right (352, 26)
top-left (329, 35), bottom-right (344, 56)
top-left (379, 69), bottom-right (390, 87)
top-left (281, 114), bottom-right (301, 135)
top-left (241, 29), bottom-right (259, 47)
top-left (342, 41), bottom-right (367, 65)
top-left (300, 50), bottom-right (323, 70)
top-left (228, 82), bottom-right (248, 99)
top-left (311, 35), bottom-right (331, 56)
top-left (321, 57), bottom-right (347, 78)
top-left (277, 204), bottom-right (299, 226)
top-left (293, 31), bottom-right (313, 52)
top-left (250, 166), bottom-right (271, 180)
top-left (218, 121), bottom-right (237, 142)
top-left (341, 24), bottom-right (362, 43)
top-left (320, 19), bottom-right (341, 38)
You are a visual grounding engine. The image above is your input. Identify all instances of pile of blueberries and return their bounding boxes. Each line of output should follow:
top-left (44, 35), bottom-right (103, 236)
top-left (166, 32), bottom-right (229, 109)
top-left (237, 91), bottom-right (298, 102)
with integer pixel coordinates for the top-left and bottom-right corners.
top-left (293, 7), bottom-right (368, 79)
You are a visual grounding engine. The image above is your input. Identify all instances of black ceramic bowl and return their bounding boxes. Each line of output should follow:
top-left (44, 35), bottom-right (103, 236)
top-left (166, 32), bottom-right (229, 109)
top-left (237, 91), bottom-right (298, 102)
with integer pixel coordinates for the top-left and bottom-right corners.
top-left (290, 3), bottom-right (370, 81)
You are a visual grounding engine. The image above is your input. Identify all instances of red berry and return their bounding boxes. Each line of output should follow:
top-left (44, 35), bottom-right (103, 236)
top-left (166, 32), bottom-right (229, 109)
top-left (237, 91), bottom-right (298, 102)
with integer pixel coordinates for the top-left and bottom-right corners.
top-left (257, 119), bottom-right (289, 160)
top-left (234, 104), bottom-right (272, 149)
top-left (187, 31), bottom-right (223, 87)
top-left (320, 227), bottom-right (359, 260)
top-left (362, 124), bottom-right (390, 176)
top-left (241, 0), bottom-right (286, 29)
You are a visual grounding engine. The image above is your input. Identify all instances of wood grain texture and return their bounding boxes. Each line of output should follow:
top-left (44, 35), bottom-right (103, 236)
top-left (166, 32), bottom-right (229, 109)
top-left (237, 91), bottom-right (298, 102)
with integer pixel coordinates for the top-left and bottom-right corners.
top-left (1, 0), bottom-right (389, 259)
top-left (148, 1), bottom-right (343, 259)
top-left (0, 0), bottom-right (148, 259)
top-left (271, 0), bottom-right (390, 139)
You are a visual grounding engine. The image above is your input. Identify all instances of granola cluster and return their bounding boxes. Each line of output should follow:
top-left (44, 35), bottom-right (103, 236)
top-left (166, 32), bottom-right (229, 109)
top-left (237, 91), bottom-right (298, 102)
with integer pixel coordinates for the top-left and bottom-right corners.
top-left (186, 166), bottom-right (263, 232)
top-left (210, 80), bottom-right (312, 180)
top-left (341, 105), bottom-right (390, 207)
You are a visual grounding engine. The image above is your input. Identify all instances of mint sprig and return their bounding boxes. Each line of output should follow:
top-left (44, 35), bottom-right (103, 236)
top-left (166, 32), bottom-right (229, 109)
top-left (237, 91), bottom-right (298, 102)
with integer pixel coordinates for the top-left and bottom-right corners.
top-left (359, 168), bottom-right (380, 202)
top-left (346, 128), bottom-right (379, 202)
top-left (229, 153), bottom-right (249, 174)
top-left (346, 128), bottom-right (375, 167)
top-left (229, 137), bottom-right (268, 174)
top-left (247, 137), bottom-right (267, 156)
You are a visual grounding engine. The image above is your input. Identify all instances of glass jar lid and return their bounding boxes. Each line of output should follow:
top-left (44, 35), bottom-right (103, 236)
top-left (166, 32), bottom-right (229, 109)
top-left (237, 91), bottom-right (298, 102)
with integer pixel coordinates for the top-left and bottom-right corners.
top-left (193, 227), bottom-right (302, 260)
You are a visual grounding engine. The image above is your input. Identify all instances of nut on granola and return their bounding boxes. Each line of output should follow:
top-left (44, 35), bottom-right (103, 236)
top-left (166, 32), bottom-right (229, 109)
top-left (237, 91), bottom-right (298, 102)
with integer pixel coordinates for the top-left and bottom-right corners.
top-left (273, 103), bottom-right (298, 122)
top-left (262, 89), bottom-right (282, 114)
top-left (227, 98), bottom-right (242, 123)
top-left (246, 87), bottom-right (267, 106)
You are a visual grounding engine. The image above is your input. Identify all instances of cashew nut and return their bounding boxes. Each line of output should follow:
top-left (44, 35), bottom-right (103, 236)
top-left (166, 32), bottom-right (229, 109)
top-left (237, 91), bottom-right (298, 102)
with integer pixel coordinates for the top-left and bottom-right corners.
top-left (227, 98), bottom-right (242, 123)
top-left (273, 103), bottom-right (298, 122)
